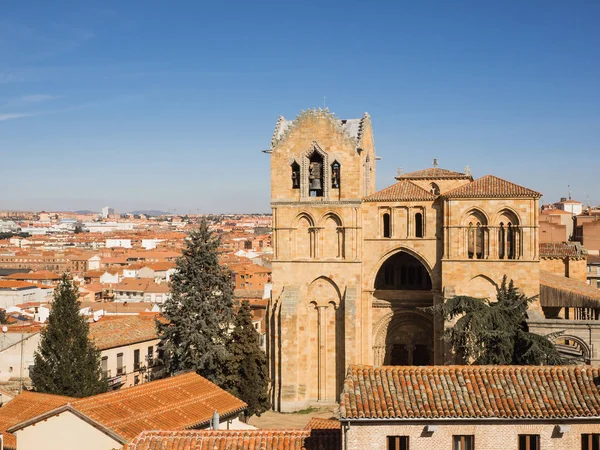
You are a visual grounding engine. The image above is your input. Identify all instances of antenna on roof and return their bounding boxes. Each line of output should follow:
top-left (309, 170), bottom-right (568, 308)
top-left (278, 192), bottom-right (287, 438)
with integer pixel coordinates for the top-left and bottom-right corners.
top-left (323, 96), bottom-right (326, 109)
top-left (433, 158), bottom-right (438, 168)
top-left (397, 167), bottom-right (403, 177)
top-left (568, 185), bottom-right (571, 200)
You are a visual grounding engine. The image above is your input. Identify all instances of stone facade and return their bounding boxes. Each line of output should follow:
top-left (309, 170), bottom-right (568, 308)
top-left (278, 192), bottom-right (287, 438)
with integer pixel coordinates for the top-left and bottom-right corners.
top-left (266, 110), bottom-right (545, 411)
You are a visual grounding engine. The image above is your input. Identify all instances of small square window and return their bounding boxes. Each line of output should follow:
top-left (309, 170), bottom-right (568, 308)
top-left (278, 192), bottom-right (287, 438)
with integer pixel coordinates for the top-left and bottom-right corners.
top-left (582, 434), bottom-right (600, 450)
top-left (453, 435), bottom-right (474, 450)
top-left (387, 436), bottom-right (409, 450)
top-left (519, 434), bottom-right (540, 450)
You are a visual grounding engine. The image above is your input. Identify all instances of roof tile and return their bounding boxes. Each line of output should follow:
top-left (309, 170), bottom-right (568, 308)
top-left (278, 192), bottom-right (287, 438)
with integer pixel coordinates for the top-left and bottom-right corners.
top-left (363, 180), bottom-right (435, 202)
top-left (396, 167), bottom-right (471, 180)
top-left (443, 175), bottom-right (541, 199)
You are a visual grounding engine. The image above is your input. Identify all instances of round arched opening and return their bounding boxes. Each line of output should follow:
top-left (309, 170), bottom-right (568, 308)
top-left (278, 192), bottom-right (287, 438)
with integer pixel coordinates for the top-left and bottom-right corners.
top-left (375, 252), bottom-right (432, 290)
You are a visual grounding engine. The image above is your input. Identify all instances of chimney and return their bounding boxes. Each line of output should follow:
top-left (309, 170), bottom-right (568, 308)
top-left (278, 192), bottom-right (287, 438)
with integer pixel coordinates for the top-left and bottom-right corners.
top-left (212, 411), bottom-right (220, 430)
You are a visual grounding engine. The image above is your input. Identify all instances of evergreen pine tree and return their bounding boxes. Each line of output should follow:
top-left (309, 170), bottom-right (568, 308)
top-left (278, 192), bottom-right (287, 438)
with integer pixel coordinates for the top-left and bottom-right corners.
top-left (432, 276), bottom-right (571, 365)
top-left (30, 275), bottom-right (106, 397)
top-left (156, 219), bottom-right (234, 386)
top-left (225, 300), bottom-right (270, 417)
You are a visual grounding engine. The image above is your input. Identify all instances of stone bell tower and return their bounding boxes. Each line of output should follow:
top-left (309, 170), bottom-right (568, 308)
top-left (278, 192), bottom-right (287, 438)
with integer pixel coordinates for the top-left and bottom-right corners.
top-left (265, 109), bottom-right (375, 412)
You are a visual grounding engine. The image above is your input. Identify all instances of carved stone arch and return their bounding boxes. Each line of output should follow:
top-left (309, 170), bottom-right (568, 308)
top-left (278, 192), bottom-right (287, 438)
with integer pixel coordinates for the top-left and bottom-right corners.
top-left (293, 211), bottom-right (315, 227)
top-left (468, 274), bottom-right (499, 299)
top-left (552, 334), bottom-right (591, 363)
top-left (294, 212), bottom-right (314, 259)
top-left (301, 141), bottom-right (329, 199)
top-left (320, 212), bottom-right (344, 259)
top-left (306, 276), bottom-right (341, 308)
top-left (319, 211), bottom-right (343, 227)
top-left (493, 207), bottom-right (521, 226)
top-left (369, 246), bottom-right (433, 290)
top-left (462, 208), bottom-right (489, 226)
top-left (372, 310), bottom-right (434, 366)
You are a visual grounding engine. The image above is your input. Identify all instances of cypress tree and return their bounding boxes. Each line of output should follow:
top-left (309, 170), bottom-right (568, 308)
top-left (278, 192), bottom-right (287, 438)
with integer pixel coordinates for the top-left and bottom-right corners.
top-left (225, 300), bottom-right (270, 417)
top-left (30, 275), bottom-right (106, 397)
top-left (156, 219), bottom-right (234, 386)
top-left (432, 276), bottom-right (571, 365)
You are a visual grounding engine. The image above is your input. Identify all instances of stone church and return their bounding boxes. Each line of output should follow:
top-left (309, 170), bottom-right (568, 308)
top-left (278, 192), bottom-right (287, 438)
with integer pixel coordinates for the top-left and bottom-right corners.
top-left (265, 109), bottom-right (558, 412)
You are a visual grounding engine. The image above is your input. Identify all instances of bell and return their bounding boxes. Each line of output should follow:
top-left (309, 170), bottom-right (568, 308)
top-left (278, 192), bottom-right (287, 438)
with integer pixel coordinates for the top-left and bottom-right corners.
top-left (310, 178), bottom-right (322, 190)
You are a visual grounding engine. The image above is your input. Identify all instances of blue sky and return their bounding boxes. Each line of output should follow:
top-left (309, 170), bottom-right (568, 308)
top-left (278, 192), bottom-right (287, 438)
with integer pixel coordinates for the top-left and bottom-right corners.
top-left (1, 1), bottom-right (599, 213)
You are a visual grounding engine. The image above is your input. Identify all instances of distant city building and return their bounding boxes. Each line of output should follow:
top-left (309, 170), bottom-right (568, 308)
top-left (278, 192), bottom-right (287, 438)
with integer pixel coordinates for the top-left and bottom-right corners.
top-left (101, 206), bottom-right (115, 218)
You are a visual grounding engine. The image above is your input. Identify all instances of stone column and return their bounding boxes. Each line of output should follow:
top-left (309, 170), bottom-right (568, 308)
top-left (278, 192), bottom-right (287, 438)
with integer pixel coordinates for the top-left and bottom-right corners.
top-left (317, 305), bottom-right (327, 402)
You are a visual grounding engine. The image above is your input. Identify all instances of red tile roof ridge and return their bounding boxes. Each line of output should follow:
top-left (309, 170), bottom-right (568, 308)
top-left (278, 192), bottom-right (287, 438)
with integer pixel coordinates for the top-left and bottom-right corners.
top-left (304, 417), bottom-right (341, 430)
top-left (442, 174), bottom-right (542, 199)
top-left (363, 180), bottom-right (436, 202)
top-left (395, 167), bottom-right (471, 180)
top-left (126, 428), bottom-right (339, 450)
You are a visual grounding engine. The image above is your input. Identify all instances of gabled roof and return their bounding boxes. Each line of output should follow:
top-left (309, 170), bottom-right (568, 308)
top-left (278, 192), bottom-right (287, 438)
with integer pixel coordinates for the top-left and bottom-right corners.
top-left (0, 391), bottom-right (75, 449)
top-left (443, 175), bottom-right (542, 199)
top-left (339, 365), bottom-right (600, 420)
top-left (363, 180), bottom-right (435, 202)
top-left (7, 373), bottom-right (247, 444)
top-left (89, 315), bottom-right (159, 350)
top-left (126, 429), bottom-right (341, 450)
top-left (396, 167), bottom-right (471, 180)
top-left (271, 109), bottom-right (370, 150)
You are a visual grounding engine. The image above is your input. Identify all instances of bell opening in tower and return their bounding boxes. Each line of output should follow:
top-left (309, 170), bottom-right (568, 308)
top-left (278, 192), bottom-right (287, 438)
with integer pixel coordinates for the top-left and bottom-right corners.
top-left (308, 152), bottom-right (324, 197)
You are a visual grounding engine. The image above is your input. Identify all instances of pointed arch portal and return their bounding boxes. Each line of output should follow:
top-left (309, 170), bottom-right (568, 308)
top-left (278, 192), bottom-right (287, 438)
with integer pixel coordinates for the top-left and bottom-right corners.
top-left (373, 250), bottom-right (434, 366)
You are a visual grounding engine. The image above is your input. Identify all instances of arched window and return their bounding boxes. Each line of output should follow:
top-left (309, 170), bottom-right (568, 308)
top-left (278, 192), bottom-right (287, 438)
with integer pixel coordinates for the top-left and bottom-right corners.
top-left (497, 210), bottom-right (520, 260)
top-left (383, 213), bottom-right (391, 238)
top-left (430, 183), bottom-right (440, 196)
top-left (331, 161), bottom-right (340, 189)
top-left (465, 209), bottom-right (488, 260)
top-left (308, 152), bottom-right (324, 197)
top-left (291, 162), bottom-right (300, 189)
top-left (415, 213), bottom-right (423, 238)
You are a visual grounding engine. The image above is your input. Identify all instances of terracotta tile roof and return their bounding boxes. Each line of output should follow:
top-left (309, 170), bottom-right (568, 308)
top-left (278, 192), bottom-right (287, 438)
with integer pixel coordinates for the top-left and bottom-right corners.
top-left (589, 254), bottom-right (600, 265)
top-left (0, 391), bottom-right (75, 449)
top-left (5, 270), bottom-right (61, 280)
top-left (304, 418), bottom-right (341, 430)
top-left (540, 270), bottom-right (600, 308)
top-left (540, 242), bottom-right (586, 259)
top-left (126, 429), bottom-right (340, 450)
top-left (339, 365), bottom-right (600, 420)
top-left (363, 180), bottom-right (435, 202)
top-left (395, 167), bottom-right (471, 180)
top-left (71, 372), bottom-right (247, 441)
top-left (443, 175), bottom-right (542, 199)
top-left (0, 280), bottom-right (39, 290)
top-left (89, 315), bottom-right (159, 350)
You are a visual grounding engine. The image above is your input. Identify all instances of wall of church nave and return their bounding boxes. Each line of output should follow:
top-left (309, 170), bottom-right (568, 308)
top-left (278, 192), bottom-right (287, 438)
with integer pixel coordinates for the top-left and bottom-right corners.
top-left (441, 260), bottom-right (540, 302)
top-left (361, 202), bottom-right (439, 243)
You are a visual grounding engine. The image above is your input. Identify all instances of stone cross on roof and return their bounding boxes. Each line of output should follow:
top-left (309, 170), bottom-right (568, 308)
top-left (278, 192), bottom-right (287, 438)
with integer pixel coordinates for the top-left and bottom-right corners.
top-left (433, 158), bottom-right (438, 167)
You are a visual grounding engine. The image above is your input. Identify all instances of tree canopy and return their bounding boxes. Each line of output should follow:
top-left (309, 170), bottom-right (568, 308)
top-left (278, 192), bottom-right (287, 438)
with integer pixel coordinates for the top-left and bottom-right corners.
top-left (156, 219), bottom-right (234, 386)
top-left (30, 275), bottom-right (106, 397)
top-left (432, 276), bottom-right (571, 365)
top-left (225, 300), bottom-right (270, 417)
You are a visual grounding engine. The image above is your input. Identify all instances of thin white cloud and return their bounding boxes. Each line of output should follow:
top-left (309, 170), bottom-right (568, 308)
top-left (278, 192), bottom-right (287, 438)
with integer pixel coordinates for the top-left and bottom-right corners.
top-left (21, 94), bottom-right (57, 103)
top-left (0, 112), bottom-right (35, 121)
